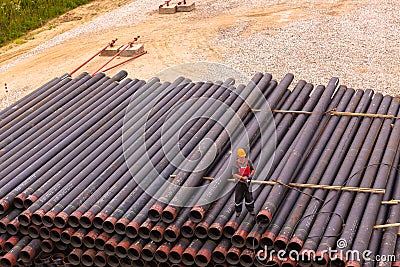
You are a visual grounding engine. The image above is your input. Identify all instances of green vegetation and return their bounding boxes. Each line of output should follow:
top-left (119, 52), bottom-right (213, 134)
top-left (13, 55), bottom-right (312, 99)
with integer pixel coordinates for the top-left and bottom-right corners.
top-left (0, 0), bottom-right (94, 46)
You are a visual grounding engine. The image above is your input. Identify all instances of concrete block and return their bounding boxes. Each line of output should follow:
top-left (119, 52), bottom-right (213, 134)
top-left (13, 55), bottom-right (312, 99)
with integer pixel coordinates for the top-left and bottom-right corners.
top-left (99, 46), bottom-right (120, 56)
top-left (119, 44), bottom-right (145, 57)
top-left (177, 1), bottom-right (195, 12)
top-left (159, 4), bottom-right (177, 14)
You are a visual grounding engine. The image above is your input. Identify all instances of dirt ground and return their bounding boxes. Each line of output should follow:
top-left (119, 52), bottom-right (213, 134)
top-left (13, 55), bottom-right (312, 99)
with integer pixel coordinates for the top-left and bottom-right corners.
top-left (0, 0), bottom-right (367, 108)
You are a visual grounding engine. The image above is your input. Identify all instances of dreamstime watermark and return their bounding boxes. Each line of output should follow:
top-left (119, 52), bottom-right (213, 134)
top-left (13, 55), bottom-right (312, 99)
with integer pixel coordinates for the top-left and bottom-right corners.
top-left (256, 239), bottom-right (397, 264)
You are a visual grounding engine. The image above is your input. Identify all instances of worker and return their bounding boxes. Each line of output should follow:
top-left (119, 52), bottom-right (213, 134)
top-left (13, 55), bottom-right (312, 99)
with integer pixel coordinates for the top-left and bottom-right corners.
top-left (232, 148), bottom-right (255, 217)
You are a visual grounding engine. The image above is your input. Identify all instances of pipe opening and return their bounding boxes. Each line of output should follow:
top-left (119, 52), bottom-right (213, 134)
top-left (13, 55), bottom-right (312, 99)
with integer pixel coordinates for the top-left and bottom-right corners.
top-left (94, 255), bottom-right (106, 266)
top-left (116, 246), bottom-right (128, 257)
top-left (50, 230), bottom-right (61, 242)
top-left (80, 216), bottom-right (93, 228)
top-left (81, 254), bottom-right (94, 266)
top-left (103, 221), bottom-right (115, 233)
top-left (138, 227), bottom-right (150, 239)
top-left (104, 244), bottom-right (116, 255)
top-left (240, 254), bottom-right (254, 266)
top-left (150, 231), bottom-right (163, 242)
top-left (141, 249), bottom-right (154, 261)
top-left (287, 241), bottom-right (302, 252)
top-left (114, 222), bottom-right (126, 234)
top-left (212, 251), bottom-right (226, 263)
top-left (246, 237), bottom-right (259, 249)
top-left (68, 254), bottom-right (80, 265)
top-left (226, 252), bottom-right (240, 265)
top-left (148, 209), bottom-right (161, 221)
top-left (232, 235), bottom-right (245, 247)
top-left (266, 260), bottom-right (279, 267)
top-left (315, 257), bottom-right (327, 266)
top-left (23, 198), bottom-right (35, 208)
top-left (93, 217), bottom-right (104, 229)
top-left (53, 217), bottom-right (67, 228)
top-left (0, 258), bottom-right (12, 267)
top-left (18, 214), bottom-right (31, 226)
top-left (161, 211), bottom-right (175, 223)
top-left (182, 253), bottom-right (195, 265)
top-left (39, 227), bottom-right (50, 239)
top-left (107, 255), bottom-right (119, 267)
top-left (83, 236), bottom-right (95, 248)
top-left (28, 226), bottom-right (40, 238)
top-left (13, 197), bottom-right (24, 209)
top-left (256, 214), bottom-right (270, 225)
top-left (6, 224), bottom-right (18, 235)
top-left (164, 229), bottom-right (178, 242)
top-left (68, 216), bottom-right (80, 228)
top-left (155, 251), bottom-right (168, 262)
top-left (42, 215), bottom-right (54, 227)
top-left (181, 225), bottom-right (194, 237)
top-left (132, 259), bottom-right (145, 266)
top-left (120, 257), bottom-right (132, 267)
top-left (195, 227), bottom-right (208, 239)
top-left (71, 236), bottom-right (83, 247)
top-left (19, 251), bottom-right (31, 262)
top-left (126, 225), bottom-right (138, 238)
top-left (274, 239), bottom-right (287, 251)
top-left (208, 227), bottom-right (222, 240)
top-left (95, 239), bottom-right (106, 250)
top-left (189, 210), bottom-right (203, 222)
top-left (168, 251), bottom-right (181, 263)
top-left (31, 214), bottom-right (43, 226)
top-left (128, 247), bottom-right (140, 260)
top-left (195, 254), bottom-right (209, 265)
top-left (41, 240), bottom-right (53, 253)
top-left (0, 222), bottom-right (6, 233)
top-left (223, 226), bottom-right (236, 238)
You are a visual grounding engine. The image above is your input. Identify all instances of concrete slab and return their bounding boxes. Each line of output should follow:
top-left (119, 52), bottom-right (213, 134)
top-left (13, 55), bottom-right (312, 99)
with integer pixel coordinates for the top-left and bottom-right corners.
top-left (119, 44), bottom-right (145, 57)
top-left (159, 4), bottom-right (177, 14)
top-left (177, 1), bottom-right (195, 12)
top-left (99, 46), bottom-right (120, 57)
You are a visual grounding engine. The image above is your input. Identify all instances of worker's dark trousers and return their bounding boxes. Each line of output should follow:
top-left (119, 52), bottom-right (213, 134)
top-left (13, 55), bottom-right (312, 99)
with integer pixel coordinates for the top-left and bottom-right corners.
top-left (235, 182), bottom-right (254, 213)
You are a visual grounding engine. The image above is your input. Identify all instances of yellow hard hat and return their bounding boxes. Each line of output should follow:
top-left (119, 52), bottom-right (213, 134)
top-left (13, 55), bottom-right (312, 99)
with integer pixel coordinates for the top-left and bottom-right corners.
top-left (237, 148), bottom-right (246, 157)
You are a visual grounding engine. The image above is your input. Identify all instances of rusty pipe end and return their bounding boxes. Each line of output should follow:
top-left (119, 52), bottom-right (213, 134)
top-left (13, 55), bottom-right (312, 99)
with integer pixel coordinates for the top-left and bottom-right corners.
top-left (315, 250), bottom-right (330, 266)
top-left (231, 229), bottom-right (248, 248)
top-left (93, 212), bottom-right (108, 229)
top-left (195, 249), bottom-right (212, 267)
top-left (148, 204), bottom-right (163, 221)
top-left (13, 193), bottom-right (27, 209)
top-left (208, 222), bottom-right (223, 240)
top-left (18, 210), bottom-right (33, 226)
top-left (245, 231), bottom-right (261, 249)
top-left (256, 209), bottom-right (272, 225)
top-left (181, 220), bottom-right (196, 238)
top-left (0, 217), bottom-right (10, 233)
top-left (223, 221), bottom-right (239, 238)
top-left (150, 224), bottom-right (166, 242)
top-left (6, 219), bottom-right (20, 235)
top-left (212, 246), bottom-right (228, 264)
top-left (138, 221), bottom-right (154, 239)
top-left (287, 236), bottom-right (304, 252)
top-left (141, 242), bottom-right (157, 261)
top-left (53, 211), bottom-right (69, 228)
top-left (42, 211), bottom-right (57, 227)
top-left (194, 221), bottom-right (209, 239)
top-left (39, 226), bottom-right (51, 239)
top-left (94, 232), bottom-right (110, 250)
top-left (83, 230), bottom-right (100, 248)
top-left (161, 206), bottom-right (178, 223)
top-left (116, 240), bottom-right (131, 258)
top-left (80, 211), bottom-right (95, 228)
top-left (68, 248), bottom-right (83, 265)
top-left (0, 252), bottom-right (17, 267)
top-left (155, 244), bottom-right (171, 263)
top-left (23, 195), bottom-right (38, 208)
top-left (94, 250), bottom-right (107, 267)
top-left (128, 243), bottom-right (143, 260)
top-left (226, 247), bottom-right (241, 265)
top-left (182, 247), bottom-right (196, 265)
top-left (239, 249), bottom-right (255, 267)
top-left (31, 209), bottom-right (46, 226)
top-left (49, 227), bottom-right (63, 242)
top-left (68, 211), bottom-right (83, 227)
top-left (126, 221), bottom-right (140, 239)
top-left (165, 224), bottom-right (180, 242)
top-left (189, 206), bottom-right (205, 223)
top-left (260, 231), bottom-right (276, 248)
top-left (331, 251), bottom-right (347, 267)
top-left (103, 216), bottom-right (118, 233)
top-left (267, 254), bottom-right (282, 267)
top-left (81, 248), bottom-right (96, 266)
top-left (27, 224), bottom-right (40, 238)
top-left (114, 217), bottom-right (129, 234)
top-left (60, 227), bottom-right (75, 244)
top-left (0, 199), bottom-right (10, 215)
top-left (40, 239), bottom-right (54, 253)
top-left (274, 234), bottom-right (290, 251)
top-left (107, 254), bottom-right (120, 267)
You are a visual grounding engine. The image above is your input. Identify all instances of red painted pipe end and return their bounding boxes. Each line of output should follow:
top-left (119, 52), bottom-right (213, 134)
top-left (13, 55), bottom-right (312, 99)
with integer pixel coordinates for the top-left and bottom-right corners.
top-left (240, 249), bottom-right (255, 267)
top-left (194, 221), bottom-right (210, 239)
top-left (162, 206), bottom-right (178, 223)
top-left (260, 231), bottom-right (276, 248)
top-left (274, 234), bottom-right (290, 250)
top-left (148, 204), bottom-right (164, 221)
top-left (23, 195), bottom-right (38, 208)
top-left (195, 249), bottom-right (212, 266)
top-left (331, 251), bottom-right (346, 266)
top-left (126, 221), bottom-right (140, 238)
top-left (138, 220), bottom-right (154, 239)
top-left (212, 245), bottom-right (228, 264)
top-left (226, 247), bottom-right (241, 265)
top-left (245, 231), bottom-right (261, 249)
top-left (40, 239), bottom-right (54, 253)
top-left (18, 210), bottom-right (33, 226)
top-left (93, 212), bottom-right (108, 229)
top-left (0, 200), bottom-right (10, 215)
top-left (116, 240), bottom-right (131, 258)
top-left (49, 227), bottom-right (63, 242)
top-left (231, 229), bottom-right (248, 248)
top-left (42, 211), bottom-right (57, 227)
top-left (68, 211), bottom-right (83, 227)
top-left (181, 220), bottom-right (196, 238)
top-left (80, 211), bottom-right (95, 228)
top-left (54, 211), bottom-right (69, 228)
top-left (115, 217), bottom-right (130, 234)
top-left (155, 243), bottom-right (172, 262)
top-left (141, 242), bottom-right (157, 261)
top-left (0, 252), bottom-right (17, 267)
top-left (208, 222), bottom-right (223, 240)
top-left (150, 224), bottom-right (166, 242)
top-left (13, 193), bottom-right (27, 209)
top-left (189, 206), bottom-right (205, 223)
top-left (256, 209), bottom-right (272, 225)
top-left (6, 219), bottom-right (20, 235)
top-left (103, 216), bottom-right (118, 233)
top-left (287, 236), bottom-right (304, 252)
top-left (315, 250), bottom-right (330, 266)
top-left (182, 247), bottom-right (196, 265)
top-left (31, 209), bottom-right (46, 225)
top-left (165, 224), bottom-right (180, 242)
top-left (223, 221), bottom-right (239, 238)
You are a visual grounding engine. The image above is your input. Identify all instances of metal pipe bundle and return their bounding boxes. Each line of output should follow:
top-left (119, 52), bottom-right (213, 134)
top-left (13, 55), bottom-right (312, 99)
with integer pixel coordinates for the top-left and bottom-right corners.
top-left (0, 70), bottom-right (398, 267)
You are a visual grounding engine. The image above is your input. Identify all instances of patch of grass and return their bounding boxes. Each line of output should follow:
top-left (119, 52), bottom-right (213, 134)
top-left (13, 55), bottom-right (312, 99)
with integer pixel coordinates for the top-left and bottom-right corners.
top-left (0, 0), bottom-right (94, 47)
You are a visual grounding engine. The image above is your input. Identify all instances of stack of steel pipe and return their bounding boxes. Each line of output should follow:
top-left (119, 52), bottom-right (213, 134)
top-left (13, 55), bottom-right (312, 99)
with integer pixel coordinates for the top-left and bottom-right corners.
top-left (0, 70), bottom-right (399, 267)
